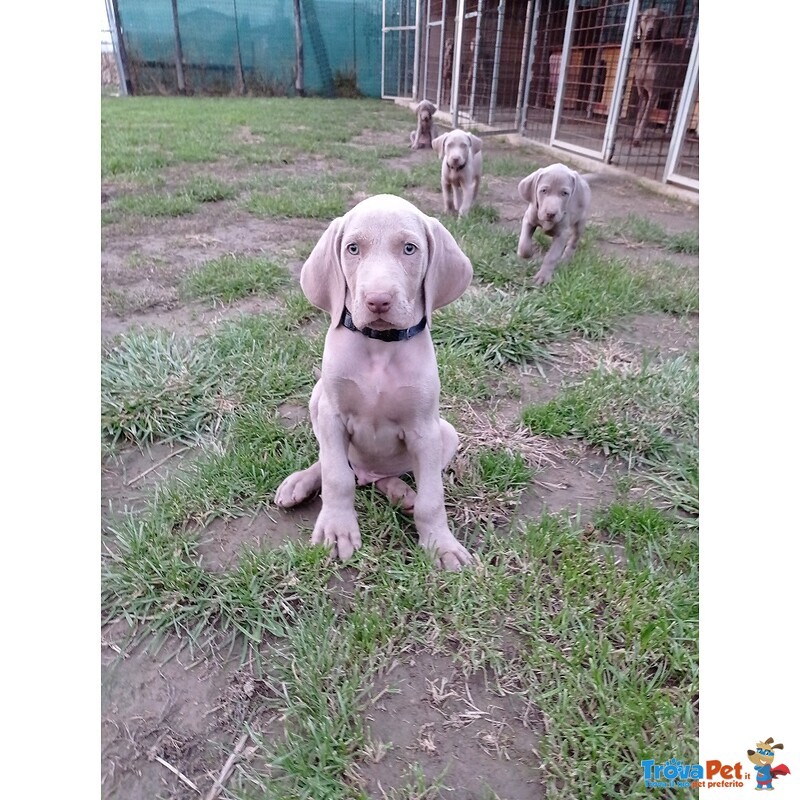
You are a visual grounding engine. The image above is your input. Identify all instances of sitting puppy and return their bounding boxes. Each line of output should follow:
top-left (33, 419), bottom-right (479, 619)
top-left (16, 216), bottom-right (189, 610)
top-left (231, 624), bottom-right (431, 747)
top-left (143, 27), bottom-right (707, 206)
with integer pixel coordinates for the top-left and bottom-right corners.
top-left (409, 100), bottom-right (438, 149)
top-left (274, 194), bottom-right (474, 570)
top-left (432, 129), bottom-right (483, 217)
top-left (517, 163), bottom-right (592, 285)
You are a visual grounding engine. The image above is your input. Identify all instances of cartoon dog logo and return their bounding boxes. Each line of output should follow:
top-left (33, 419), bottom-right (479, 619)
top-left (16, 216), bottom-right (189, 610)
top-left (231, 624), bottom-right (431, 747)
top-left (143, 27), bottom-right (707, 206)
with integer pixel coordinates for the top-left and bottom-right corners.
top-left (747, 738), bottom-right (791, 790)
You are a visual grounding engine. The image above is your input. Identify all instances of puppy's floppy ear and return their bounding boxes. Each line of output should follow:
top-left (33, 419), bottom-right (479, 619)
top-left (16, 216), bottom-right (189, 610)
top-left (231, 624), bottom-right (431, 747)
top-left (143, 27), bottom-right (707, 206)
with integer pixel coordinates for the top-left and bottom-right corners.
top-left (564, 169), bottom-right (579, 212)
top-left (469, 134), bottom-right (483, 154)
top-left (300, 216), bottom-right (346, 322)
top-left (422, 213), bottom-right (473, 323)
top-left (518, 169), bottom-right (541, 204)
top-left (432, 133), bottom-right (447, 158)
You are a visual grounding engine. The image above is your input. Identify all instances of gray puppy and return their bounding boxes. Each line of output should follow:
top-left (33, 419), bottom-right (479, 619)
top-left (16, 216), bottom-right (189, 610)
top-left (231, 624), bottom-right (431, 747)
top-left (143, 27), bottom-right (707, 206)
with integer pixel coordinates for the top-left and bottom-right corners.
top-left (517, 163), bottom-right (592, 285)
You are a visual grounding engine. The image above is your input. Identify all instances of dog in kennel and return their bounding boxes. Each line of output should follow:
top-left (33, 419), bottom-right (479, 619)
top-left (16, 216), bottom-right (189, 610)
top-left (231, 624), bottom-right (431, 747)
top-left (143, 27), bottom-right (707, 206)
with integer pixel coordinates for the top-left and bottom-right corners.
top-left (631, 6), bottom-right (693, 147)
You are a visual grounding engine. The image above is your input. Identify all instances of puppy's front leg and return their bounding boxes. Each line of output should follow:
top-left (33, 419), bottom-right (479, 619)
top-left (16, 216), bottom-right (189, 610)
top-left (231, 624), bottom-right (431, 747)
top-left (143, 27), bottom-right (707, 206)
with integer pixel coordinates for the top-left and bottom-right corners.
top-left (453, 183), bottom-right (465, 216)
top-left (517, 212), bottom-right (538, 260)
top-left (408, 421), bottom-right (472, 571)
top-left (561, 218), bottom-right (586, 262)
top-left (442, 177), bottom-right (456, 214)
top-left (533, 233), bottom-right (569, 286)
top-left (457, 180), bottom-right (474, 218)
top-left (312, 401), bottom-right (361, 561)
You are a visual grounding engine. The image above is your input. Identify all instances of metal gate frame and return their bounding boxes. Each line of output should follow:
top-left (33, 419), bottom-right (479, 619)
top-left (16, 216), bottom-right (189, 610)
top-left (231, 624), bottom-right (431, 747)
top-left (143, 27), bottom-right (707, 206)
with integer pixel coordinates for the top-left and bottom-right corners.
top-left (382, 0), bottom-right (419, 99)
top-left (414, 0), bottom-right (698, 190)
top-left (663, 28), bottom-right (699, 189)
top-left (549, 0), bottom-right (640, 161)
top-left (546, 0), bottom-right (698, 187)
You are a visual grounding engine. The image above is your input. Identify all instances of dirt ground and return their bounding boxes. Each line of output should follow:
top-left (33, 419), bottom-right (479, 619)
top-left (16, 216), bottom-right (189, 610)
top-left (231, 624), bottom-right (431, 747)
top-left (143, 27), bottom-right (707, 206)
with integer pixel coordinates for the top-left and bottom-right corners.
top-left (101, 132), bottom-right (698, 799)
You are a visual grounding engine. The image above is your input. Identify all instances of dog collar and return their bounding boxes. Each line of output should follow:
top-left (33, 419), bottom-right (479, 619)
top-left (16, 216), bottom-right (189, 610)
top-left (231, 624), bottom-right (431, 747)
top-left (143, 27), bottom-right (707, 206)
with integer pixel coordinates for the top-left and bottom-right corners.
top-left (340, 307), bottom-right (427, 342)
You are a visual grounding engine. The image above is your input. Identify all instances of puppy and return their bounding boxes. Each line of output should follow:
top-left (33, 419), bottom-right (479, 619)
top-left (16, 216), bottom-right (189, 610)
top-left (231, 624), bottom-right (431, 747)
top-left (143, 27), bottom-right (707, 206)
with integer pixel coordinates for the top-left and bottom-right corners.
top-left (274, 194), bottom-right (474, 570)
top-left (517, 163), bottom-right (592, 285)
top-left (409, 100), bottom-right (438, 150)
top-left (432, 130), bottom-right (483, 217)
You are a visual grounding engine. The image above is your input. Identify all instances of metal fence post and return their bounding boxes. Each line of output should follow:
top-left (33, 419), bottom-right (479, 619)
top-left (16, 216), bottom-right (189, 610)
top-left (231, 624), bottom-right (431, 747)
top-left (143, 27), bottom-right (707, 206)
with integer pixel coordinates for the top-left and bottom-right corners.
top-left (515, 0), bottom-right (537, 133)
top-left (450, 0), bottom-right (466, 127)
top-left (488, 0), bottom-right (507, 126)
top-left (170, 0), bottom-right (187, 94)
top-left (106, 0), bottom-right (132, 95)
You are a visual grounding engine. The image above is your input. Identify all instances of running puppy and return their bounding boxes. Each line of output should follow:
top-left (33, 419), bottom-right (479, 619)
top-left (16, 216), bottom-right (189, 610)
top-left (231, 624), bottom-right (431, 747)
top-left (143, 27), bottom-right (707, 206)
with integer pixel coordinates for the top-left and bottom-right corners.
top-left (517, 163), bottom-right (591, 285)
top-left (432, 130), bottom-right (483, 217)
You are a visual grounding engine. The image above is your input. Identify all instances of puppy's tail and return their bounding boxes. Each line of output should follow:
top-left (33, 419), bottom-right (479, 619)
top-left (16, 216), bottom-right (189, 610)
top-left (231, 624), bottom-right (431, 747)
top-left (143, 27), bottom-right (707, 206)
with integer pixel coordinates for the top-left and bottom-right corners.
top-left (581, 172), bottom-right (603, 185)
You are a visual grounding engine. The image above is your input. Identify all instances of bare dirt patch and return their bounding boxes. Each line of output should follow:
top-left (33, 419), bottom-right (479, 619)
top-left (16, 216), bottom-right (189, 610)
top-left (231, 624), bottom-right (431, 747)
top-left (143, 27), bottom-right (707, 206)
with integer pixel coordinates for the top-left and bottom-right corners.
top-left (360, 652), bottom-right (541, 800)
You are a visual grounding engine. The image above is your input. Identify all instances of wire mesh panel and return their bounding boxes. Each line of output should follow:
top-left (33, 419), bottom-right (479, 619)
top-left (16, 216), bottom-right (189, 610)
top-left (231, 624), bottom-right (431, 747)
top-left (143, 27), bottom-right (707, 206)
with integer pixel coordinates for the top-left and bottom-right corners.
top-left (607, 0), bottom-right (698, 181)
top-left (522, 0), bottom-right (568, 143)
top-left (420, 0), bottom-right (446, 104)
top-left (460, 0), bottom-right (529, 128)
top-left (551, 0), bottom-right (631, 157)
top-left (430, 0), bottom-right (457, 110)
top-left (383, 0), bottom-right (417, 98)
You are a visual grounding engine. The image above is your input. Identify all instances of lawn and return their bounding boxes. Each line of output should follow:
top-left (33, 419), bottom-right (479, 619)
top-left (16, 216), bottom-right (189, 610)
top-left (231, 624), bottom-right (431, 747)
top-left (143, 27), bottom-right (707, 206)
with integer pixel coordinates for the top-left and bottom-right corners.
top-left (101, 96), bottom-right (699, 800)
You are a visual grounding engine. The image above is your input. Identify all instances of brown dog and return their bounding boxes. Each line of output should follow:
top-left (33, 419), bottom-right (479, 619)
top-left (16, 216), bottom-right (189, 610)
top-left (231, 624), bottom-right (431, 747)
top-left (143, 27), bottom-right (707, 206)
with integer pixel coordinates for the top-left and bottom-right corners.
top-left (409, 100), bottom-right (438, 150)
top-left (632, 7), bottom-right (691, 146)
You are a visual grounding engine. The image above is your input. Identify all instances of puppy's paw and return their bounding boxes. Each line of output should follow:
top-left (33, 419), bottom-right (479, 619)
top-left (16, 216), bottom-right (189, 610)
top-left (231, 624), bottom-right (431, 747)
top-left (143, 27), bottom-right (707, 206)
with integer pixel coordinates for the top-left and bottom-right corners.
top-left (422, 531), bottom-right (473, 571)
top-left (375, 477), bottom-right (416, 513)
top-left (311, 509), bottom-right (362, 561)
top-left (533, 268), bottom-right (555, 286)
top-left (275, 464), bottom-right (321, 508)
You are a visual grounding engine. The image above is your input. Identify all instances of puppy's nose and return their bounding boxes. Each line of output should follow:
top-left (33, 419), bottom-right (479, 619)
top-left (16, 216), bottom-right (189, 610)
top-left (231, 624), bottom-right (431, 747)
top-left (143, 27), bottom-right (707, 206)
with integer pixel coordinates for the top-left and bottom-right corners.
top-left (365, 292), bottom-right (393, 315)
top-left (545, 211), bottom-right (557, 220)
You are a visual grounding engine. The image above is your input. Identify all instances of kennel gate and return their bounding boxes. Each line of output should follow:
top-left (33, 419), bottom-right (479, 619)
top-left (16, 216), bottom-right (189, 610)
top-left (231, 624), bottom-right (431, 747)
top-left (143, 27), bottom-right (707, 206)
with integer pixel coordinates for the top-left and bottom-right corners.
top-left (414, 0), bottom-right (699, 189)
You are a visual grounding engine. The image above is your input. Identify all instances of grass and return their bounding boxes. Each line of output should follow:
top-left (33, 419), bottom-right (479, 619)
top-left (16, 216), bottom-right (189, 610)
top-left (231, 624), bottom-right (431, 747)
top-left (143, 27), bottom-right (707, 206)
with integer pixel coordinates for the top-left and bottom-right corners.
top-left (521, 355), bottom-right (698, 460)
top-left (182, 255), bottom-right (290, 303)
top-left (101, 96), bottom-right (699, 800)
top-left (599, 213), bottom-right (699, 255)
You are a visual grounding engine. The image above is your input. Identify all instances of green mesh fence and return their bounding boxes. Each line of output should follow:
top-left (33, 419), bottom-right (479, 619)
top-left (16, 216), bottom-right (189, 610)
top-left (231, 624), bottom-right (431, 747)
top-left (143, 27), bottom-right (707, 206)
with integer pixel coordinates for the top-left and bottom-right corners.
top-left (115, 0), bottom-right (384, 97)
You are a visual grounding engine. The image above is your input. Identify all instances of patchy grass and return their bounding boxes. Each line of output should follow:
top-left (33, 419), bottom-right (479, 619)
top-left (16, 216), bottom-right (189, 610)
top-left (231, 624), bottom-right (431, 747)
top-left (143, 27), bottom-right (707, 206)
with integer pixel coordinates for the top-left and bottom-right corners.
top-left (185, 174), bottom-right (239, 203)
top-left (182, 255), bottom-right (290, 303)
top-left (103, 190), bottom-right (199, 221)
top-left (522, 355), bottom-right (698, 460)
top-left (246, 176), bottom-right (350, 218)
top-left (599, 214), bottom-right (699, 255)
top-left (101, 96), bottom-right (699, 800)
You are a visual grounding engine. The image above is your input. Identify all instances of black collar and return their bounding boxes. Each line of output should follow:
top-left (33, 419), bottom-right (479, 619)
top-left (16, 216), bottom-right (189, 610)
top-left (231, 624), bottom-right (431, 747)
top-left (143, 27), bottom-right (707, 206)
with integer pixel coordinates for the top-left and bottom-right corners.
top-left (340, 307), bottom-right (427, 342)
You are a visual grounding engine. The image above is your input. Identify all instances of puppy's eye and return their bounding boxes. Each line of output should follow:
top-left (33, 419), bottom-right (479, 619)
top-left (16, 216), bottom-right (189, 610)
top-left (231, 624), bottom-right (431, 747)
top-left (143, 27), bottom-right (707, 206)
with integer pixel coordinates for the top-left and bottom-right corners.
top-left (540, 186), bottom-right (548, 194)
top-left (403, 243), bottom-right (417, 255)
top-left (346, 243), bottom-right (359, 255)
top-left (562, 189), bottom-right (570, 196)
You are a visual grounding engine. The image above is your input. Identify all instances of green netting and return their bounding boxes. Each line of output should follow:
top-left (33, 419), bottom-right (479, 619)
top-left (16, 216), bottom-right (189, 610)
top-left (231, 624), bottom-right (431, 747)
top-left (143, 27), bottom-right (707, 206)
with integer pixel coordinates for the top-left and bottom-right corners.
top-left (116, 0), bottom-right (384, 97)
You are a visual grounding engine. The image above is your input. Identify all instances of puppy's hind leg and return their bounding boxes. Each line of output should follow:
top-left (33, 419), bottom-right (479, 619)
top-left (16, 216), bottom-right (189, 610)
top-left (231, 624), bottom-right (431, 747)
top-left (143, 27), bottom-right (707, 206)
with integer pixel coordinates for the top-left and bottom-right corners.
top-left (275, 461), bottom-right (322, 507)
top-left (374, 420), bottom-right (458, 514)
top-left (375, 477), bottom-right (416, 512)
